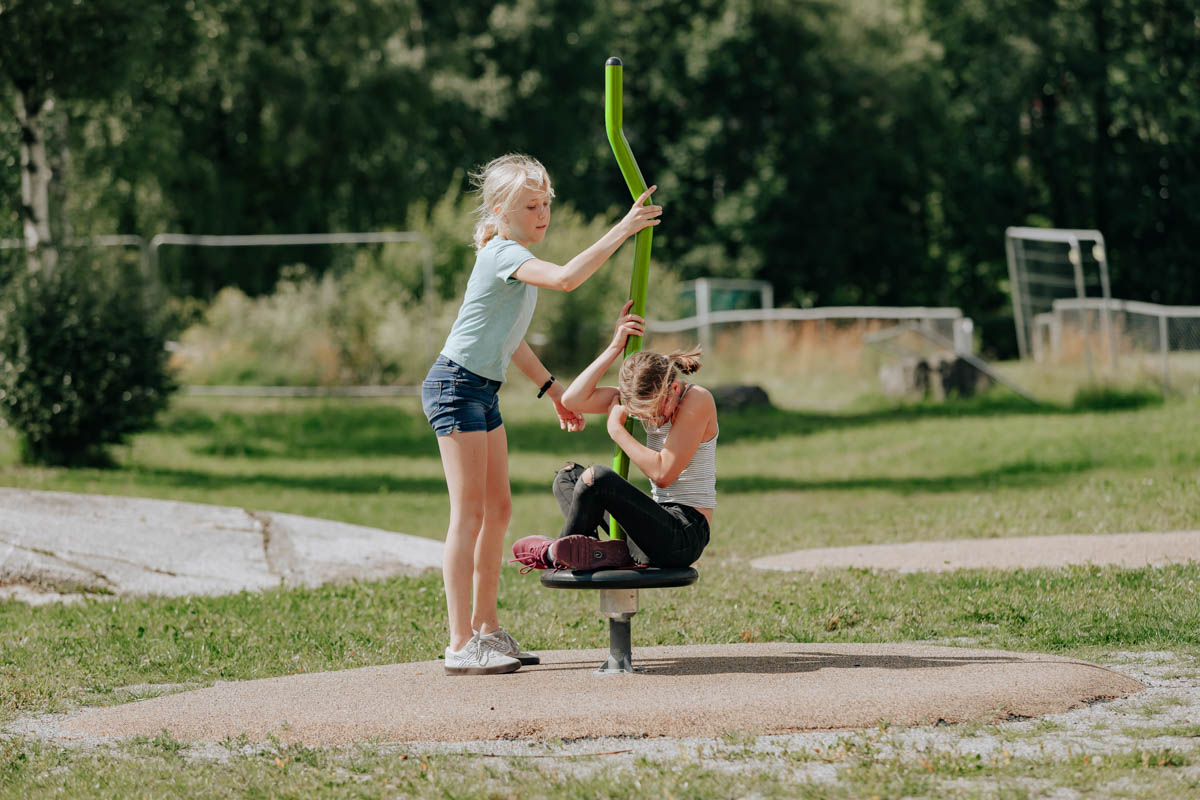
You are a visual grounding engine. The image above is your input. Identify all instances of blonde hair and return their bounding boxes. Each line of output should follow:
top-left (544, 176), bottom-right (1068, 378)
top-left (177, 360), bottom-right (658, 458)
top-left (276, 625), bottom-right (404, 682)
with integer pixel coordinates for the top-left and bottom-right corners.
top-left (618, 347), bottom-right (703, 421)
top-left (470, 154), bottom-right (555, 250)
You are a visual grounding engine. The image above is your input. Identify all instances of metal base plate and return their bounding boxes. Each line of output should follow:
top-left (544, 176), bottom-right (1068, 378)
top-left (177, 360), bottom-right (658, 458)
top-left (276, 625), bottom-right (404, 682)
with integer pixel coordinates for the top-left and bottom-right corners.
top-left (596, 654), bottom-right (646, 674)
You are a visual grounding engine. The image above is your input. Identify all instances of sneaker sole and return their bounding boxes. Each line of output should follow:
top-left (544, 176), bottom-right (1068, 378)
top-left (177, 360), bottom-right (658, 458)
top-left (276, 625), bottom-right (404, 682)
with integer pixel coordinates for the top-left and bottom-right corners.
top-left (511, 536), bottom-right (555, 571)
top-left (444, 659), bottom-right (521, 676)
top-left (553, 536), bottom-right (633, 571)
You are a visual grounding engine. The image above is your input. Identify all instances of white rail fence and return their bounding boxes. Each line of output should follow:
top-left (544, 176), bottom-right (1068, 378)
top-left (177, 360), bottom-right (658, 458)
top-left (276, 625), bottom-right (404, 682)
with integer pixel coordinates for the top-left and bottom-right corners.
top-left (1033, 298), bottom-right (1200, 393)
top-left (2, 233), bottom-right (435, 306)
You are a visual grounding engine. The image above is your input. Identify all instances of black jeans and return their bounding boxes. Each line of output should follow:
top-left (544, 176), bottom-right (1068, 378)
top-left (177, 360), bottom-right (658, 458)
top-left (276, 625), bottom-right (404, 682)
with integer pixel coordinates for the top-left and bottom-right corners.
top-left (552, 462), bottom-right (710, 568)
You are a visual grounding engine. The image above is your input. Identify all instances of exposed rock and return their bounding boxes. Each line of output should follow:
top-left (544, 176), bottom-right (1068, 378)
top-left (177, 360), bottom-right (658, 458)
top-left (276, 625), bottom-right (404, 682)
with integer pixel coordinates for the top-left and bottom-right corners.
top-left (0, 488), bottom-right (442, 602)
top-left (879, 355), bottom-right (991, 400)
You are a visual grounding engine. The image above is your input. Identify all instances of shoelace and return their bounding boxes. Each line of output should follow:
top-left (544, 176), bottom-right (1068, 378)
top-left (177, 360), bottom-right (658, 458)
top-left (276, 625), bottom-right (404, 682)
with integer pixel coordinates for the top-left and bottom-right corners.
top-left (474, 629), bottom-right (528, 663)
top-left (509, 557), bottom-right (537, 575)
top-left (508, 557), bottom-right (564, 575)
top-left (481, 628), bottom-right (519, 654)
top-left (462, 633), bottom-right (497, 666)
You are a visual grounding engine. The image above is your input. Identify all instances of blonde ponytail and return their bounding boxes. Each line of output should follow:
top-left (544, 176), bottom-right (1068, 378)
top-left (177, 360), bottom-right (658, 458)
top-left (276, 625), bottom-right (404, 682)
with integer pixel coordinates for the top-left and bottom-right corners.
top-left (474, 221), bottom-right (500, 250)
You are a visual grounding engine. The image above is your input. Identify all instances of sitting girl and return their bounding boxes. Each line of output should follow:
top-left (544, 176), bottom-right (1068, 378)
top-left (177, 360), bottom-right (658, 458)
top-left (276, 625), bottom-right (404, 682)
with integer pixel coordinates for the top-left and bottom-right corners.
top-left (513, 300), bottom-right (717, 571)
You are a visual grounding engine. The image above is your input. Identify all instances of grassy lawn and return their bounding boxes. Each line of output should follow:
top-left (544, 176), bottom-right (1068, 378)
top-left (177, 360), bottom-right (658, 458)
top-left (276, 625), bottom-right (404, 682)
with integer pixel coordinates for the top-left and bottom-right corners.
top-left (2, 379), bottom-right (1199, 797)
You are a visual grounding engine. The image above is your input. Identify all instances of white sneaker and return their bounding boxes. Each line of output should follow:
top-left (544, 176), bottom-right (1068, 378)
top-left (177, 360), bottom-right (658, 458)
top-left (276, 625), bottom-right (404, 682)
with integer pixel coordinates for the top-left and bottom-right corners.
top-left (479, 627), bottom-right (540, 666)
top-left (444, 633), bottom-right (521, 676)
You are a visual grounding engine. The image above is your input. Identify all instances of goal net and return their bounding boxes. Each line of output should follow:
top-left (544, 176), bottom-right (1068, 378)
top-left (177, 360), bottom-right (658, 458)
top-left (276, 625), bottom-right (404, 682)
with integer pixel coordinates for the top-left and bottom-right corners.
top-left (1005, 227), bottom-right (1116, 371)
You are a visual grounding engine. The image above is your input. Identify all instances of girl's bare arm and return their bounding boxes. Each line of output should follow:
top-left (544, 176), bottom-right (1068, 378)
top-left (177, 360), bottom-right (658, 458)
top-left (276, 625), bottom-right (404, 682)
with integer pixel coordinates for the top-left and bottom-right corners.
top-left (606, 388), bottom-right (715, 487)
top-left (512, 187), bottom-right (660, 291)
top-left (510, 340), bottom-right (585, 432)
top-left (560, 300), bottom-right (643, 414)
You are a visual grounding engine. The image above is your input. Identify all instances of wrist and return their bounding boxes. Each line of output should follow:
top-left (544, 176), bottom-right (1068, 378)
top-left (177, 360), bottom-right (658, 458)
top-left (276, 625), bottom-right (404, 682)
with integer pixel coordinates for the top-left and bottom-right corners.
top-left (537, 375), bottom-right (556, 398)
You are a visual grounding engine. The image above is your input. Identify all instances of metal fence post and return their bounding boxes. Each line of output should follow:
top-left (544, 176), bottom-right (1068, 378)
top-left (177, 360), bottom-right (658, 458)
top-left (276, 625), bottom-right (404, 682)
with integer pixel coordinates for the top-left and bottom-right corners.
top-left (1160, 313), bottom-right (1170, 394)
top-left (695, 277), bottom-right (712, 352)
top-left (1067, 236), bottom-right (1093, 381)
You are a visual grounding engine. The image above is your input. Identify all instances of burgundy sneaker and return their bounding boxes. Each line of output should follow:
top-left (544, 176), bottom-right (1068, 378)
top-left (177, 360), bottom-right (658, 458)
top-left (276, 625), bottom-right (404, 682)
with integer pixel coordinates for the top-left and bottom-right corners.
top-left (551, 535), bottom-right (635, 571)
top-left (511, 535), bottom-right (556, 573)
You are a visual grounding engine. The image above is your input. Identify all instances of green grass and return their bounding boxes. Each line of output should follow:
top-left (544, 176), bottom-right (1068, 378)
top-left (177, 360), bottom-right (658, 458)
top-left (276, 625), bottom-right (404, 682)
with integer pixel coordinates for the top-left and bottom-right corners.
top-left (1, 381), bottom-right (1199, 796)
top-left (3, 732), bottom-right (1199, 799)
top-left (4, 564), bottom-right (1198, 723)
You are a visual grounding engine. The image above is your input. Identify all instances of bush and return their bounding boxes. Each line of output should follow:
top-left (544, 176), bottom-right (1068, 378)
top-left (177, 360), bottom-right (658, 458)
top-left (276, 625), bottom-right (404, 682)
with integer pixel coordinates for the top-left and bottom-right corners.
top-left (0, 255), bottom-right (176, 466)
top-left (174, 185), bottom-right (683, 386)
top-left (173, 262), bottom-right (460, 387)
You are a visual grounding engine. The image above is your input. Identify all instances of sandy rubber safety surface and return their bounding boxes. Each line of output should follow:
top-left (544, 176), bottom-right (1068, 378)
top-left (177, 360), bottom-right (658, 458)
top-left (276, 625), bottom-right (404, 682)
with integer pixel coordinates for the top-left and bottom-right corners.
top-left (60, 643), bottom-right (1143, 745)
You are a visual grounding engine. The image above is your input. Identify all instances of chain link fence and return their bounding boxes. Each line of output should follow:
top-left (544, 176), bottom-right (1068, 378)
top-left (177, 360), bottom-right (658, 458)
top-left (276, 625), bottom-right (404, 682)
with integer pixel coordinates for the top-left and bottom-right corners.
top-left (1032, 298), bottom-right (1200, 396)
top-left (646, 307), bottom-right (982, 407)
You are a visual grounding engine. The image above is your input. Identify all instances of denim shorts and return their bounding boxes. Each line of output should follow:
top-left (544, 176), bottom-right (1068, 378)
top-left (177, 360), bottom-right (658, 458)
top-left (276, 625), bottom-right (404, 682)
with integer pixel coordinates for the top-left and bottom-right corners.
top-left (421, 355), bottom-right (503, 437)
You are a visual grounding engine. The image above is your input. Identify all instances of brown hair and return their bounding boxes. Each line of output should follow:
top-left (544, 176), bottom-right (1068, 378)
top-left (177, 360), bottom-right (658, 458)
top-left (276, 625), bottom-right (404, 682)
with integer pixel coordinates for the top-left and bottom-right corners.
top-left (618, 347), bottom-right (702, 421)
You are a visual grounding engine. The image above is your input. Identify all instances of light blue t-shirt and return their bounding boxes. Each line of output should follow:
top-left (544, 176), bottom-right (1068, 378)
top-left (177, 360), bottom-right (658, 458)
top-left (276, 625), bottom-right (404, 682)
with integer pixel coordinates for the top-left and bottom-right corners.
top-left (440, 237), bottom-right (538, 382)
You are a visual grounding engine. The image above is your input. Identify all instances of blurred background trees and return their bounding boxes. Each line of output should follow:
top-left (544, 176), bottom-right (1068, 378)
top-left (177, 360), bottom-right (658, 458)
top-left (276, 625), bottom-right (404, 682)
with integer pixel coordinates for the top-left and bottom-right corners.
top-left (2, 0), bottom-right (1196, 349)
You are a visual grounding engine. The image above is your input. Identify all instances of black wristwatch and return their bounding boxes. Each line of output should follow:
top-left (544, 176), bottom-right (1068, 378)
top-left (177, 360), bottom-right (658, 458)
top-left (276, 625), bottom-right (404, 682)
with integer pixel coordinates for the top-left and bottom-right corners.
top-left (537, 376), bottom-right (555, 398)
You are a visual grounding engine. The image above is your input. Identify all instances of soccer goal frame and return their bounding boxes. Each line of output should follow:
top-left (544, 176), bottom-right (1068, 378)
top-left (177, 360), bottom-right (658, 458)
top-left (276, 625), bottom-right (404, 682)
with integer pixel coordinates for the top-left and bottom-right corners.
top-left (1005, 227), bottom-right (1117, 370)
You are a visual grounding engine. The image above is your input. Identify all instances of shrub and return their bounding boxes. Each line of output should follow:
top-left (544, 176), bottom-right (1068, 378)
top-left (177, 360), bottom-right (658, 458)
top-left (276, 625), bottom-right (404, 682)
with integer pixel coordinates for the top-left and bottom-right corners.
top-left (173, 186), bottom-right (681, 386)
top-left (0, 255), bottom-right (176, 466)
top-left (173, 263), bottom-right (459, 387)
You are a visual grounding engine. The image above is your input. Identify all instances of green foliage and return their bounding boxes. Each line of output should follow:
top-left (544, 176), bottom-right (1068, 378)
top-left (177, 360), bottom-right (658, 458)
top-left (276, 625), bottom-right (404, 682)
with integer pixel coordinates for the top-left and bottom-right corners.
top-left (3, 0), bottom-right (1199, 343)
top-left (174, 188), bottom-right (670, 384)
top-left (0, 0), bottom-right (169, 103)
top-left (0, 103), bottom-right (19, 242)
top-left (175, 260), bottom-right (449, 387)
top-left (0, 254), bottom-right (176, 466)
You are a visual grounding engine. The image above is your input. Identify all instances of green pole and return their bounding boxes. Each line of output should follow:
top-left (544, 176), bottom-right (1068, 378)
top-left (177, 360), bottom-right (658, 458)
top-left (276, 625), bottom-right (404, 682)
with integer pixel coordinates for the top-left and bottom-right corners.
top-left (604, 56), bottom-right (653, 541)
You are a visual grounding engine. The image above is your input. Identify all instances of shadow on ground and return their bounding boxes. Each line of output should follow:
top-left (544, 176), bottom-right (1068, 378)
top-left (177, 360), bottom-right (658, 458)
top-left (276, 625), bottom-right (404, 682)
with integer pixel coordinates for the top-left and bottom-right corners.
top-left (535, 649), bottom-right (1024, 676)
top-left (719, 455), bottom-right (1100, 495)
top-left (714, 388), bottom-right (1162, 446)
top-left (156, 387), bottom-right (1162, 461)
top-left (126, 467), bottom-right (550, 497)
top-left (121, 455), bottom-right (1095, 497)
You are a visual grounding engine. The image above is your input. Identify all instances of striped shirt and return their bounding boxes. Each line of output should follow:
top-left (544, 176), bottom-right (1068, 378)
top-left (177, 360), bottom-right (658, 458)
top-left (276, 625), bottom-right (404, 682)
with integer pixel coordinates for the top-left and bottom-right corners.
top-left (641, 385), bottom-right (718, 509)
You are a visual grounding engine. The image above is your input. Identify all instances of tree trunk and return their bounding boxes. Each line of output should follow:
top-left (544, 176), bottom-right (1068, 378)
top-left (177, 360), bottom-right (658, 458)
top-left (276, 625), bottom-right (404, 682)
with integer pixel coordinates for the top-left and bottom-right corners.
top-left (48, 106), bottom-right (71, 246)
top-left (15, 89), bottom-right (57, 277)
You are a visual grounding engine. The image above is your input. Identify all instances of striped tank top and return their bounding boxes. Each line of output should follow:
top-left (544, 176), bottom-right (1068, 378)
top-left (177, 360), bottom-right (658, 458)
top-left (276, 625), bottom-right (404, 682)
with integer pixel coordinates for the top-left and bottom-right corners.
top-left (640, 385), bottom-right (718, 509)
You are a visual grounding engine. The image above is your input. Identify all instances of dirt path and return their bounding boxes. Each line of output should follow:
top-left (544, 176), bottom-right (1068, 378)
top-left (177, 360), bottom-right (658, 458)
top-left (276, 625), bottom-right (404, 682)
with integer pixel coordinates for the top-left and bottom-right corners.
top-left (751, 531), bottom-right (1200, 573)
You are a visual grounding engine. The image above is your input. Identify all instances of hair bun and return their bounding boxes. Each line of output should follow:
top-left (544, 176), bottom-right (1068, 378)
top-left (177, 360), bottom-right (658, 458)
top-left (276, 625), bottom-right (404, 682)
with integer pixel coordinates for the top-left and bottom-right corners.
top-left (667, 347), bottom-right (703, 375)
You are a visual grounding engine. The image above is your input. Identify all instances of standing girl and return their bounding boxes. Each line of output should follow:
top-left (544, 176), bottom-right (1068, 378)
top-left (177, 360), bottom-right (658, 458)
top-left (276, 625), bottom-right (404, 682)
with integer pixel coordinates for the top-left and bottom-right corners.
top-left (512, 300), bottom-right (717, 574)
top-left (422, 154), bottom-right (661, 675)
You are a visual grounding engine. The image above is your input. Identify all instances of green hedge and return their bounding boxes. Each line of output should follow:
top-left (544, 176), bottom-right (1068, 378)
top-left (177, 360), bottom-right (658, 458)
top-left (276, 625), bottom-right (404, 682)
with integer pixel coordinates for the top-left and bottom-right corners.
top-left (0, 255), bottom-right (176, 466)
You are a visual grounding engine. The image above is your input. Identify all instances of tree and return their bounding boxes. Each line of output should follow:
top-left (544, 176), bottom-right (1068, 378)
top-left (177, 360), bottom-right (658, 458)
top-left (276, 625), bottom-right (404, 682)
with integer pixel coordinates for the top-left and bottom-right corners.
top-left (0, 0), bottom-right (176, 274)
top-left (924, 0), bottom-right (1200, 312)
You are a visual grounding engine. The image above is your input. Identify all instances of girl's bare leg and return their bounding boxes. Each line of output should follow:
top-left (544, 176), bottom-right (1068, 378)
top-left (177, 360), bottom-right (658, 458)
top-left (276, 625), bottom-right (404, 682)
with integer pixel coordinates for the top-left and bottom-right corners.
top-left (472, 424), bottom-right (512, 635)
top-left (436, 430), bottom-right (488, 652)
